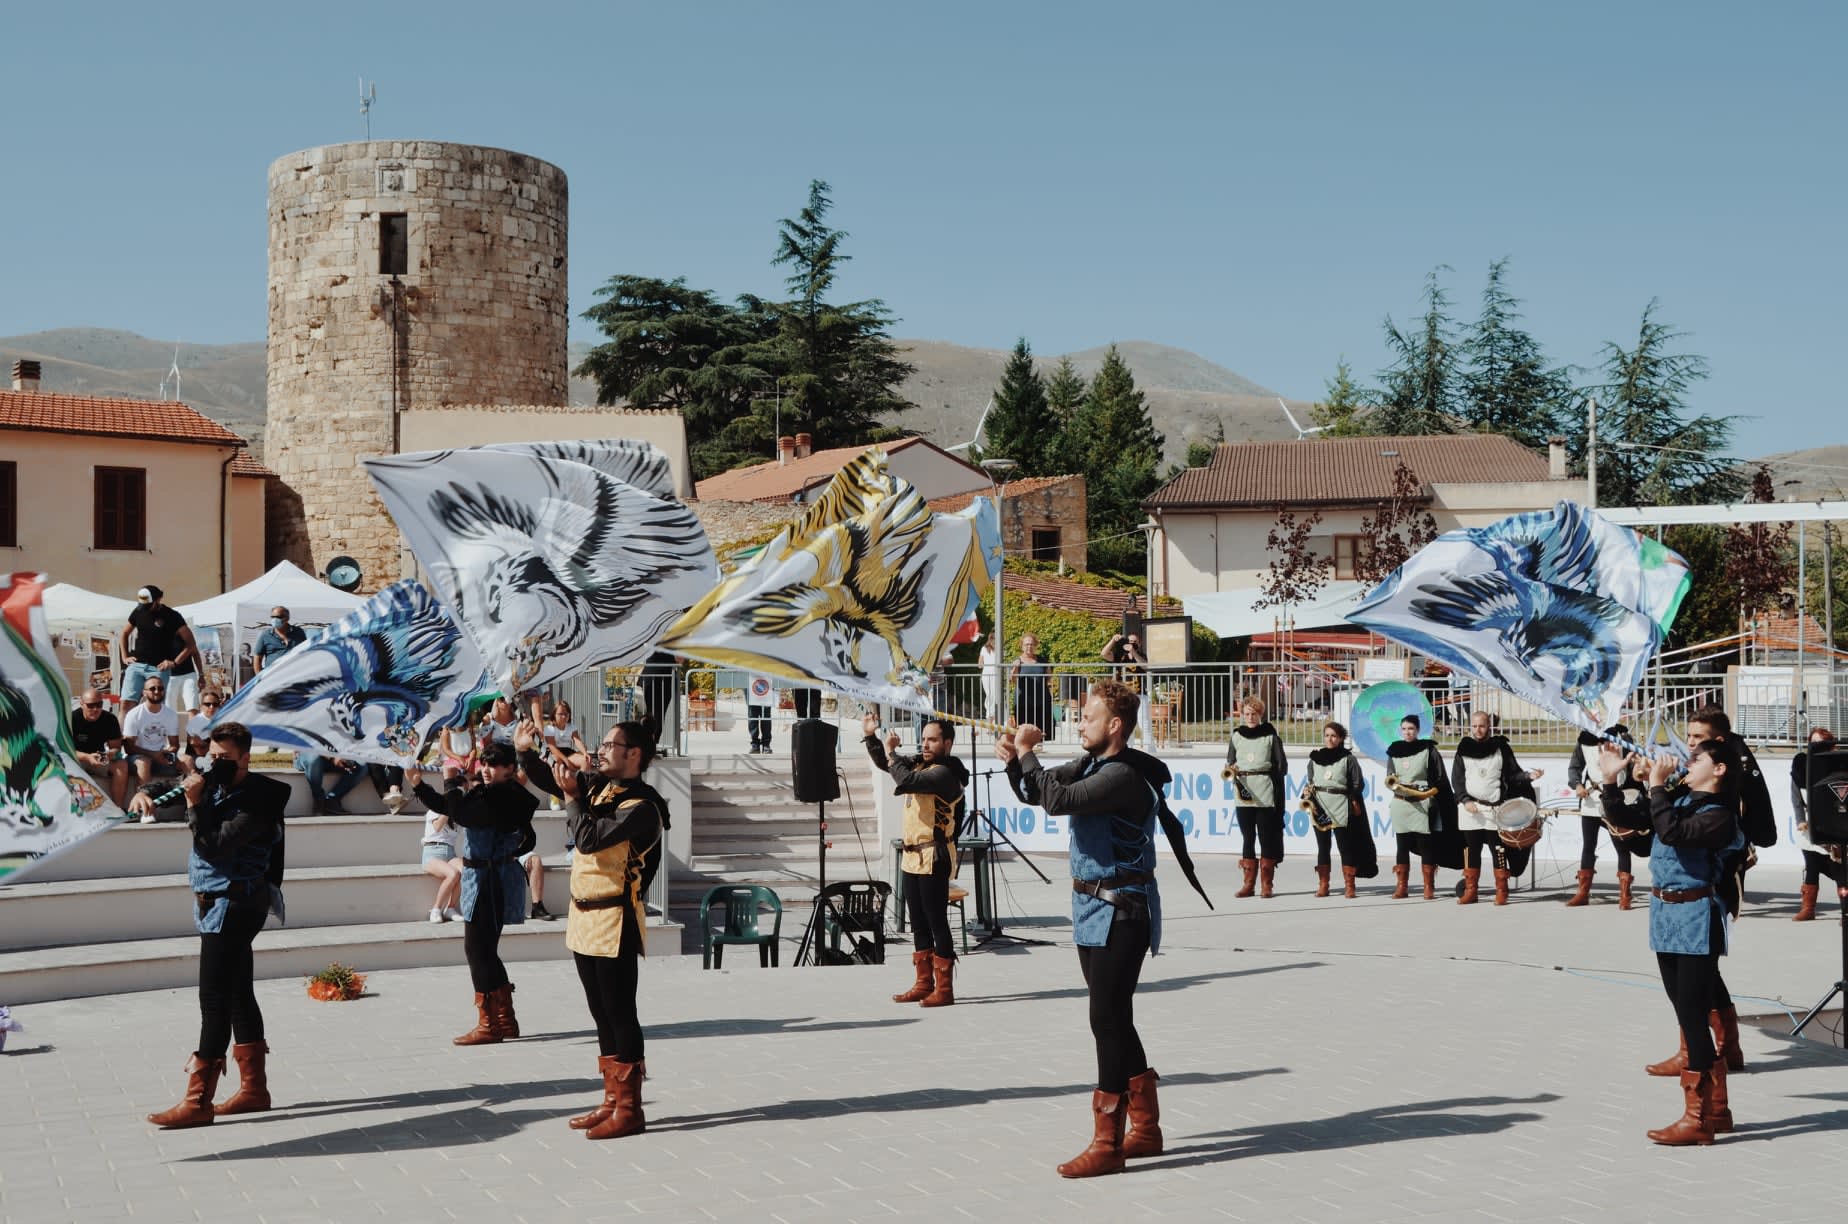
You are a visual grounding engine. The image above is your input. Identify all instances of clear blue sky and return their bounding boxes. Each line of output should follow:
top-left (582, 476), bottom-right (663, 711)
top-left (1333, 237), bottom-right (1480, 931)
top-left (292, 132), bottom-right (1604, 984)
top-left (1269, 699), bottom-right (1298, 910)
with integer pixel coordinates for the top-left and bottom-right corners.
top-left (3, 1), bottom-right (1839, 458)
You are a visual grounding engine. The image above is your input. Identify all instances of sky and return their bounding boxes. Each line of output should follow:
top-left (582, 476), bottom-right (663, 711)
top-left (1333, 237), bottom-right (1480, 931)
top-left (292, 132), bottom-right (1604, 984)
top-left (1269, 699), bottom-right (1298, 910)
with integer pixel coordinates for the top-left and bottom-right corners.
top-left (2, 0), bottom-right (1841, 459)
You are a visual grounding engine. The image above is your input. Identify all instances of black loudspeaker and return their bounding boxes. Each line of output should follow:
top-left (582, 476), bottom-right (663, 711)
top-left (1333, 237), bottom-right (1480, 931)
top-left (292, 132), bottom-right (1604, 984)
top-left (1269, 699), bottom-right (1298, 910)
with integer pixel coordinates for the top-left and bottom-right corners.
top-left (791, 719), bottom-right (840, 803)
top-left (1805, 747), bottom-right (1848, 844)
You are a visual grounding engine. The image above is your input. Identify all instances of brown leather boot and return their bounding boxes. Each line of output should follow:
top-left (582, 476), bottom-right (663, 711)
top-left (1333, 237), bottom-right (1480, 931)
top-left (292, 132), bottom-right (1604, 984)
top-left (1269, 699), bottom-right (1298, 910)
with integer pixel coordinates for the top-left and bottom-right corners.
top-left (489, 983), bottom-right (520, 1039)
top-left (920, 955), bottom-right (956, 1007)
top-left (569, 1055), bottom-right (622, 1130)
top-left (1493, 868), bottom-right (1511, 906)
top-left (894, 950), bottom-right (935, 1003)
top-left (147, 1054), bottom-right (224, 1129)
top-left (1120, 1069), bottom-right (1163, 1158)
top-left (1056, 1090), bottom-right (1126, 1178)
top-left (1708, 1057), bottom-right (1733, 1134)
top-left (454, 992), bottom-right (500, 1045)
top-left (1565, 869), bottom-right (1594, 907)
top-left (214, 1041), bottom-right (271, 1116)
top-left (1458, 868), bottom-right (1480, 905)
top-left (1712, 1006), bottom-right (1745, 1071)
top-left (1342, 866), bottom-right (1358, 899)
top-left (1794, 883), bottom-right (1819, 921)
top-left (1645, 1032), bottom-right (1687, 1077)
top-left (1314, 864), bottom-right (1330, 897)
top-left (1235, 858), bottom-right (1257, 898)
top-left (1421, 863), bottom-right (1438, 900)
top-left (1258, 858), bottom-right (1277, 898)
top-left (1391, 864), bottom-right (1410, 899)
top-left (585, 1059), bottom-right (645, 1140)
top-left (1617, 871), bottom-right (1634, 910)
top-left (1646, 1069), bottom-right (1715, 1145)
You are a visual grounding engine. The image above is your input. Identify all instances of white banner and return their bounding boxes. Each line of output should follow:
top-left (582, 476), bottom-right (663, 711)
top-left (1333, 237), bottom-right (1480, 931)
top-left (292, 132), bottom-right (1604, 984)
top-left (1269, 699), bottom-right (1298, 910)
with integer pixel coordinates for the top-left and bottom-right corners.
top-left (974, 751), bottom-right (1810, 867)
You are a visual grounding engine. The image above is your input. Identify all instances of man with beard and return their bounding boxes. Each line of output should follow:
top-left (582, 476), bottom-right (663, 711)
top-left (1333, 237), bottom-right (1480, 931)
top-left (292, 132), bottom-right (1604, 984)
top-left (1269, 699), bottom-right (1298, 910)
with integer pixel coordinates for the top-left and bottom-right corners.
top-left (863, 712), bottom-right (970, 1008)
top-left (1451, 712), bottom-right (1543, 905)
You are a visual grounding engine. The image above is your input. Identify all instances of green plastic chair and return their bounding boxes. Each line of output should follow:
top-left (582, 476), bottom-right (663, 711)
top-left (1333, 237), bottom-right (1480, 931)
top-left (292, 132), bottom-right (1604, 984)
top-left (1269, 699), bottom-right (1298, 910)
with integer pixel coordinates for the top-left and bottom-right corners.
top-left (700, 885), bottom-right (783, 969)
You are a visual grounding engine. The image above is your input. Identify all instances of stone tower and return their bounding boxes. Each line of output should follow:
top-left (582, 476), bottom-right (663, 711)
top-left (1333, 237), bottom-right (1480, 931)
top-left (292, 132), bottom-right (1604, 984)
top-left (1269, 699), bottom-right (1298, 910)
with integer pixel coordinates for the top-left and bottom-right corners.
top-left (264, 140), bottom-right (569, 587)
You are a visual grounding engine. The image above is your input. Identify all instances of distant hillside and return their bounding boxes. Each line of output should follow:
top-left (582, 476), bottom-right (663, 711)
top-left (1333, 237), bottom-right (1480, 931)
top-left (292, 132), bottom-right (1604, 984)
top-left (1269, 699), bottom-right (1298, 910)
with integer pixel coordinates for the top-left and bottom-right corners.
top-left (1743, 447), bottom-right (1848, 502)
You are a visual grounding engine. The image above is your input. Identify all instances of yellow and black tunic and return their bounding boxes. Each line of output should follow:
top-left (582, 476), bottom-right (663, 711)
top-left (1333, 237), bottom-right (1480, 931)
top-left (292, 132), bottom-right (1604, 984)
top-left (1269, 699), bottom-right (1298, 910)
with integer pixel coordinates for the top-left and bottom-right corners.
top-left (565, 776), bottom-right (666, 959)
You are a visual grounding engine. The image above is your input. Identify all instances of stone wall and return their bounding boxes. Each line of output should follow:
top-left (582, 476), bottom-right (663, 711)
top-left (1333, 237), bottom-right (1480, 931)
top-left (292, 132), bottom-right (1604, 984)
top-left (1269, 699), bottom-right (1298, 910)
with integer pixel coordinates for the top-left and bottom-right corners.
top-left (1004, 476), bottom-right (1087, 572)
top-left (264, 141), bottom-right (569, 587)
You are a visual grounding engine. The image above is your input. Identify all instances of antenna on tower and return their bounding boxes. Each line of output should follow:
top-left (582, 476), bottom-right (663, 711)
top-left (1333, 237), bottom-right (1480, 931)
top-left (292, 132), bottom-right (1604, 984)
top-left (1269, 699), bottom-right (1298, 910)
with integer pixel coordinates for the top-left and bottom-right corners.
top-left (359, 77), bottom-right (377, 139)
top-left (159, 346), bottom-right (181, 401)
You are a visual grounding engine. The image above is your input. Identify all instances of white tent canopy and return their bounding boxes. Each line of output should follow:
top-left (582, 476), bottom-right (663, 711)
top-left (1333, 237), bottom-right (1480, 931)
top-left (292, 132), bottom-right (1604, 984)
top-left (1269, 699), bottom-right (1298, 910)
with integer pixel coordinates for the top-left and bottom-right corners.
top-left (174, 560), bottom-right (364, 628)
top-left (41, 583), bottom-right (139, 637)
top-left (1180, 581), bottom-right (1371, 640)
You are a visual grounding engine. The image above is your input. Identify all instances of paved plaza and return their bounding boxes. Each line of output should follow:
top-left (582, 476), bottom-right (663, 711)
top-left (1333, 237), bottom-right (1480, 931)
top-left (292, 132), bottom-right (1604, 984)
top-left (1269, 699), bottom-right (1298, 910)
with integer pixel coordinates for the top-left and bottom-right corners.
top-left (5, 855), bottom-right (1847, 1223)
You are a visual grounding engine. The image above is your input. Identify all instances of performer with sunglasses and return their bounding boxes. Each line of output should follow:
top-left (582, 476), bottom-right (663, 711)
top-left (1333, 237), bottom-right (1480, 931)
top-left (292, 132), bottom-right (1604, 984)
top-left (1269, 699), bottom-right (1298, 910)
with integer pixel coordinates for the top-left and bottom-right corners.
top-left (520, 720), bottom-right (667, 1141)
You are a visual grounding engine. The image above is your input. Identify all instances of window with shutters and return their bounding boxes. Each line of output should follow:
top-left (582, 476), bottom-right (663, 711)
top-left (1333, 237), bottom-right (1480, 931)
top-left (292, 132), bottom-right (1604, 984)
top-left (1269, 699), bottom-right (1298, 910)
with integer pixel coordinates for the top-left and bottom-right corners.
top-left (94, 466), bottom-right (147, 551)
top-left (1332, 534), bottom-right (1374, 581)
top-left (0, 461), bottom-right (15, 547)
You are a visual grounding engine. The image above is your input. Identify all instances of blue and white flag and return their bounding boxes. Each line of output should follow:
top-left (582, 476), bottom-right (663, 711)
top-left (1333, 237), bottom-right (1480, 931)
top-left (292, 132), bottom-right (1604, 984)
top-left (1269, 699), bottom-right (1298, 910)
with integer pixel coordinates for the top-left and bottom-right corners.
top-left (0, 573), bottom-right (125, 885)
top-left (662, 449), bottom-right (1003, 712)
top-left (1347, 501), bottom-right (1690, 734)
top-left (364, 440), bottom-right (716, 694)
top-left (212, 580), bottom-right (494, 767)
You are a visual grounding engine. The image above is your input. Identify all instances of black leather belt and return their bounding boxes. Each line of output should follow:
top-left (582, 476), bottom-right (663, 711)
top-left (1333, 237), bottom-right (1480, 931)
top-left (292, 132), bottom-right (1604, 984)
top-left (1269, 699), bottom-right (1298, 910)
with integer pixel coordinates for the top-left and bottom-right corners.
top-left (1651, 885), bottom-right (1712, 903)
top-left (1073, 871), bottom-right (1153, 908)
top-left (573, 895), bottom-right (627, 911)
top-left (194, 879), bottom-right (262, 916)
top-left (463, 857), bottom-right (515, 869)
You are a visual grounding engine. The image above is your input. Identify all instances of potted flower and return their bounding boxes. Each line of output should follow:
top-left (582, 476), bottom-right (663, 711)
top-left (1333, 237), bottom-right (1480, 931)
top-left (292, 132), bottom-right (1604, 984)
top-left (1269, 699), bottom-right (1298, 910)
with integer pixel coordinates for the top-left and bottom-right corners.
top-left (305, 962), bottom-right (368, 1002)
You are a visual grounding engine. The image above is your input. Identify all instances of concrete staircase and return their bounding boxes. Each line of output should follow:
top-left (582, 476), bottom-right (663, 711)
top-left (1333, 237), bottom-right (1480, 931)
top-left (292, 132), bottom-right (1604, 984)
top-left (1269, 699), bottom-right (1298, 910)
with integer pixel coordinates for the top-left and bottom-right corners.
top-left (0, 769), bottom-right (686, 1005)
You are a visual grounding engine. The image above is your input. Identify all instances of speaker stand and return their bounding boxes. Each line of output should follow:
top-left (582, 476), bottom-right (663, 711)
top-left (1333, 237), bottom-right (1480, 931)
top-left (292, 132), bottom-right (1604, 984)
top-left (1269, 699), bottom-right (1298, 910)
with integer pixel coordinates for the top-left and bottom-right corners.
top-left (793, 799), bottom-right (831, 966)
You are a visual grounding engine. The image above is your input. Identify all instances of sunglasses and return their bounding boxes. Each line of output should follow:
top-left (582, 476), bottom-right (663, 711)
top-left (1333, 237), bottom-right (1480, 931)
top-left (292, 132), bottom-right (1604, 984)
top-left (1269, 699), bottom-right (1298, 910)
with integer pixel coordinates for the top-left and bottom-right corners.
top-left (82, 703), bottom-right (102, 710)
top-left (201, 701), bottom-right (220, 709)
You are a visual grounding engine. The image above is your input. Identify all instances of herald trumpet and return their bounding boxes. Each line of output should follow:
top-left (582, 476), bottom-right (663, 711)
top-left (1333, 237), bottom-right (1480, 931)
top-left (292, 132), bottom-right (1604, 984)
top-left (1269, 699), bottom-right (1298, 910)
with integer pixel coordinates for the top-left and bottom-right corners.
top-left (1221, 763), bottom-right (1256, 803)
top-left (1385, 773), bottom-right (1439, 801)
top-left (1299, 784), bottom-right (1335, 832)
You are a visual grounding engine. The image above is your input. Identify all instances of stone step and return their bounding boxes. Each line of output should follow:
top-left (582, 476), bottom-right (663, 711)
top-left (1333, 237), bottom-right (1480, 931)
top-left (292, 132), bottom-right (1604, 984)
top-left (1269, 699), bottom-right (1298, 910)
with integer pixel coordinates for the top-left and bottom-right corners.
top-left (0, 914), bottom-right (684, 1005)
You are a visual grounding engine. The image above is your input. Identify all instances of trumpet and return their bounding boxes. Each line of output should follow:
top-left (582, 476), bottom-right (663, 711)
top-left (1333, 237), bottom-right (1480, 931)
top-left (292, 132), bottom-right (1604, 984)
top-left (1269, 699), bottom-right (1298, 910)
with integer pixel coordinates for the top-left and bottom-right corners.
top-left (1299, 784), bottom-right (1336, 832)
top-left (1385, 773), bottom-right (1439, 801)
top-left (1220, 763), bottom-right (1256, 803)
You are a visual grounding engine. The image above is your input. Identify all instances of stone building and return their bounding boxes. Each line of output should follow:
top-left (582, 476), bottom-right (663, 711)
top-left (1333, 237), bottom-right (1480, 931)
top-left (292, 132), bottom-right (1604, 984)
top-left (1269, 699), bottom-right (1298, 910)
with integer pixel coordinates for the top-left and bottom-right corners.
top-left (264, 141), bottom-right (570, 588)
top-left (927, 474), bottom-right (1088, 573)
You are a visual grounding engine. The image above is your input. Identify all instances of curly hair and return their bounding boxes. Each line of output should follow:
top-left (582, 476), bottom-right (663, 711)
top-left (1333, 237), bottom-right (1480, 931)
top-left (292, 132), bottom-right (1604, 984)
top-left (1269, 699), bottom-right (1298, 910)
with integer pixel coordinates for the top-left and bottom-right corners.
top-left (1089, 679), bottom-right (1140, 729)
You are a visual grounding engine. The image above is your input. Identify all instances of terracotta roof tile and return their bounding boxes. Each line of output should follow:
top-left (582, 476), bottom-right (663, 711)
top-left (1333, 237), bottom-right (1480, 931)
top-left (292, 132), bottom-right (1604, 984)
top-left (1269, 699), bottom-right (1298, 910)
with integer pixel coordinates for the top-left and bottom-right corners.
top-left (1144, 434), bottom-right (1551, 509)
top-left (1004, 573), bottom-right (1175, 622)
top-left (696, 437), bottom-right (987, 502)
top-left (0, 389), bottom-right (247, 449)
top-left (229, 451), bottom-right (277, 477)
top-left (927, 474), bottom-right (1078, 513)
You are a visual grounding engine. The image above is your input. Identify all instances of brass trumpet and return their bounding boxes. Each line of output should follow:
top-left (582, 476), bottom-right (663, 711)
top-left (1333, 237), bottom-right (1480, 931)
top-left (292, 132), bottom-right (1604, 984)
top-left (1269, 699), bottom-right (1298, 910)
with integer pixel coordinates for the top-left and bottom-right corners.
top-left (1221, 763), bottom-right (1256, 803)
top-left (1299, 784), bottom-right (1336, 832)
top-left (1384, 773), bottom-right (1439, 801)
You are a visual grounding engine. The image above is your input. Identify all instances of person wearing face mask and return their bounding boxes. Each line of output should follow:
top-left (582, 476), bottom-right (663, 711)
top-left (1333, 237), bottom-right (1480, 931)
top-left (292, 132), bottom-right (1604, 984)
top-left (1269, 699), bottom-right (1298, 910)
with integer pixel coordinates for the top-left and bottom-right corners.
top-left (144, 722), bottom-right (291, 1129)
top-left (252, 607), bottom-right (306, 675)
top-left (408, 743), bottom-right (538, 1046)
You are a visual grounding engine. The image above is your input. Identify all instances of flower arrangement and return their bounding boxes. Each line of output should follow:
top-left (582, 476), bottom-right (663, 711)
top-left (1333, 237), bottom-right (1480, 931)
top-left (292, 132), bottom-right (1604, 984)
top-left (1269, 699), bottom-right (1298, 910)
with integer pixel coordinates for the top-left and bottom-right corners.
top-left (305, 963), bottom-right (367, 1001)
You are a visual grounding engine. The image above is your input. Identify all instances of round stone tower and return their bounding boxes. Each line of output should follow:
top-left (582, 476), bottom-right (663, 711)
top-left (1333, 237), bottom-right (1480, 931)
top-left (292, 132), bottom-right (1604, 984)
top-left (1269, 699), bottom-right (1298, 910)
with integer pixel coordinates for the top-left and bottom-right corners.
top-left (264, 140), bottom-right (569, 587)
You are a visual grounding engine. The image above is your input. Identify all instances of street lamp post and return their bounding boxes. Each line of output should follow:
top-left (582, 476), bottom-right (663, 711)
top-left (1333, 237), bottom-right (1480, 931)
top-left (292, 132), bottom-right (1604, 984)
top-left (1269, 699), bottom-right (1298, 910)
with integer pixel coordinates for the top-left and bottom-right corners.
top-left (980, 458), bottom-right (1018, 725)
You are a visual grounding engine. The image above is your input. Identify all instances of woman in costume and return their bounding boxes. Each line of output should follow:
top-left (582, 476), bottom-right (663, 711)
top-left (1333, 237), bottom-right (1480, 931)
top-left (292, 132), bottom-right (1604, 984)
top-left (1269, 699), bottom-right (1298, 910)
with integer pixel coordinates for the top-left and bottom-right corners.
top-left (1566, 724), bottom-right (1645, 908)
top-left (1451, 711), bottom-right (1542, 905)
top-left (1386, 714), bottom-right (1451, 899)
top-left (409, 742), bottom-right (538, 1045)
top-left (1303, 720), bottom-right (1376, 898)
top-left (1225, 695), bottom-right (1288, 897)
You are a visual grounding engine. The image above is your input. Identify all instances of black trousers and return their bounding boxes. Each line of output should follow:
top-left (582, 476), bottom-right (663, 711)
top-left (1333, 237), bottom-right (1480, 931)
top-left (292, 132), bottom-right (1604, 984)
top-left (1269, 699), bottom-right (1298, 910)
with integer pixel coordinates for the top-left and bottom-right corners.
top-left (1394, 832), bottom-right (1430, 866)
top-left (1236, 805), bottom-right (1284, 860)
top-left (1802, 849), bottom-right (1847, 887)
top-left (747, 705), bottom-right (771, 749)
top-left (1578, 816), bottom-right (1634, 873)
top-left (1462, 829), bottom-right (1509, 871)
top-left (792, 689), bottom-right (820, 719)
top-left (1077, 914), bottom-right (1151, 1094)
top-left (1657, 950), bottom-right (1723, 1073)
top-left (903, 858), bottom-right (956, 958)
top-left (197, 903), bottom-right (268, 1058)
top-left (463, 909), bottom-right (509, 994)
top-left (575, 924), bottom-right (643, 1061)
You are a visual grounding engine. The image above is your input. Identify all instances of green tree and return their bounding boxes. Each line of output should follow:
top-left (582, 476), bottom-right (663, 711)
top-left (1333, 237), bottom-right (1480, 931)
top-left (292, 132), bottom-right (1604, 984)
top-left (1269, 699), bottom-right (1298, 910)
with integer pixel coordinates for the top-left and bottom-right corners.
top-left (1043, 356), bottom-right (1089, 475)
top-left (1183, 418), bottom-right (1225, 468)
top-left (1460, 258), bottom-right (1575, 451)
top-left (984, 338), bottom-right (1058, 475)
top-left (1067, 346), bottom-right (1165, 573)
top-left (1371, 267), bottom-right (1460, 436)
top-left (1588, 300), bottom-right (1741, 506)
top-left (1313, 358), bottom-right (1369, 435)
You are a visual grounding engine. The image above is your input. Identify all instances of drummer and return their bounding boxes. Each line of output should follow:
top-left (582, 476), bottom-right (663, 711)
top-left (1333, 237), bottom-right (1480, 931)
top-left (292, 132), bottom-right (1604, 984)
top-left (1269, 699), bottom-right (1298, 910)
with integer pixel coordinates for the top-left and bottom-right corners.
top-left (1451, 711), bottom-right (1543, 905)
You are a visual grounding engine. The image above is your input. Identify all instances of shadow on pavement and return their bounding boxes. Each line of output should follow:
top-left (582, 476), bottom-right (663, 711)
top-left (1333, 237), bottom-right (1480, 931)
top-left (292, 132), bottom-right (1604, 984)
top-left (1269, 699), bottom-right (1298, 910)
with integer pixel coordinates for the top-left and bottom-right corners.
top-left (520, 1015), bottom-right (922, 1044)
top-left (958, 960), bottom-right (1322, 1007)
top-left (1132, 1093), bottom-right (1561, 1170)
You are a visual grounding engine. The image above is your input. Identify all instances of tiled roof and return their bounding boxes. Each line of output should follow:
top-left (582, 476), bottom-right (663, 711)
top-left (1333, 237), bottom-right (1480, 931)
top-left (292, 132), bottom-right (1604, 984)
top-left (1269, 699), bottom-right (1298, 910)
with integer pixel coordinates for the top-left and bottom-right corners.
top-left (928, 474), bottom-right (1077, 513)
top-left (1144, 434), bottom-right (1551, 509)
top-left (696, 437), bottom-right (986, 503)
top-left (1004, 573), bottom-right (1177, 622)
top-left (229, 451), bottom-right (277, 477)
top-left (0, 389), bottom-right (247, 449)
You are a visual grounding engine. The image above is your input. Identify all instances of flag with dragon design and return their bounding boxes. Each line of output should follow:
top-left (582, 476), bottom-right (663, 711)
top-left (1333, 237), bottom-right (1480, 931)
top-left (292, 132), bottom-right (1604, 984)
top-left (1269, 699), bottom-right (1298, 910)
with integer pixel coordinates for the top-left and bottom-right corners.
top-left (210, 580), bottom-right (496, 767)
top-left (1346, 501), bottom-right (1690, 734)
top-left (661, 448), bottom-right (1003, 712)
top-left (364, 440), bottom-right (717, 695)
top-left (0, 572), bottom-right (126, 885)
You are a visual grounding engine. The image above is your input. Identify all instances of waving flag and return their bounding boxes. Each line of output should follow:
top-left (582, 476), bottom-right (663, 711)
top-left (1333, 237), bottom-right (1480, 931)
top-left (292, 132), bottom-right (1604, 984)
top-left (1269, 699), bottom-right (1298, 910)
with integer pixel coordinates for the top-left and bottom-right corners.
top-left (212, 580), bottom-right (494, 767)
top-left (364, 440), bottom-right (716, 693)
top-left (1347, 501), bottom-right (1689, 734)
top-left (662, 449), bottom-right (1002, 711)
top-left (0, 573), bottom-right (125, 885)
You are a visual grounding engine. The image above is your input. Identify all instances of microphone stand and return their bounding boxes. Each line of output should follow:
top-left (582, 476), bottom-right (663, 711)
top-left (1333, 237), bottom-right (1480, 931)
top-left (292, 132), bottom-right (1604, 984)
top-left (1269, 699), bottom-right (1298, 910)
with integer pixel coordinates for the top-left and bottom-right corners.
top-left (965, 765), bottom-right (1054, 948)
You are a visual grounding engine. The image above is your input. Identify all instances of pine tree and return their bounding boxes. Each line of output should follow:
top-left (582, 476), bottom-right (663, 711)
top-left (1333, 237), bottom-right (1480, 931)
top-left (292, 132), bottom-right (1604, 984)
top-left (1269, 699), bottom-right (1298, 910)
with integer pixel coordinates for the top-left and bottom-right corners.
top-left (984, 338), bottom-right (1058, 475)
top-left (1314, 358), bottom-right (1368, 435)
top-left (1372, 267), bottom-right (1460, 436)
top-left (1043, 356), bottom-right (1090, 476)
top-left (1184, 418), bottom-right (1225, 468)
top-left (1460, 258), bottom-right (1575, 452)
top-left (1069, 346), bottom-right (1165, 573)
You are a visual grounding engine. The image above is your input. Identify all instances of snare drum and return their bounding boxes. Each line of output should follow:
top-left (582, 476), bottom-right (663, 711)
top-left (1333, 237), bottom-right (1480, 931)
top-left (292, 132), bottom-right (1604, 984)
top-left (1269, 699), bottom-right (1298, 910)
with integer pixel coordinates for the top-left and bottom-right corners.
top-left (1494, 798), bottom-right (1545, 850)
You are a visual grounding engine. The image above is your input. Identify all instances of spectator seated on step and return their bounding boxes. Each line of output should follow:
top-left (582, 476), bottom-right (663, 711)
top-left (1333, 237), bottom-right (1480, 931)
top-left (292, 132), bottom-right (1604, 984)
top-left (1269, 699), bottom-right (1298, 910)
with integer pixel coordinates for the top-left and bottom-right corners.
top-left (121, 677), bottom-right (183, 790)
top-left (420, 803), bottom-right (464, 922)
top-left (295, 753), bottom-right (365, 815)
top-left (69, 687), bottom-right (130, 809)
top-left (184, 690), bottom-right (225, 772)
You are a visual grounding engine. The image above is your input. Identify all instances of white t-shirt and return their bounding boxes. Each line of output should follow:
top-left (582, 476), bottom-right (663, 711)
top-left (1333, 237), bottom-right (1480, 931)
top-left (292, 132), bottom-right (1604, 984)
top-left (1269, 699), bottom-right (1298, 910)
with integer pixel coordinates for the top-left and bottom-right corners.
top-left (421, 810), bottom-right (461, 849)
top-left (543, 721), bottom-right (579, 754)
top-left (482, 718), bottom-right (519, 748)
top-left (122, 704), bottom-right (181, 753)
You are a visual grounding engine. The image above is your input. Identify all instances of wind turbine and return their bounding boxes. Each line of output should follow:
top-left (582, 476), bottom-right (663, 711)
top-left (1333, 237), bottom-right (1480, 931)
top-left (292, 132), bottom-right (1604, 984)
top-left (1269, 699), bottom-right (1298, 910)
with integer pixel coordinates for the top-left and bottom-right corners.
top-left (158, 347), bottom-right (181, 401)
top-left (945, 396), bottom-right (995, 456)
top-left (1277, 397), bottom-right (1325, 440)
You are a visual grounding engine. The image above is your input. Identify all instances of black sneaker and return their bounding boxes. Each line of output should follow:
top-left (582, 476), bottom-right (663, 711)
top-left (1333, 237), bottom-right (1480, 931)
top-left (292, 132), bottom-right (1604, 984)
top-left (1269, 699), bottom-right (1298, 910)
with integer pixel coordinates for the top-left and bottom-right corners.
top-left (532, 903), bottom-right (556, 921)
top-left (321, 796), bottom-right (349, 816)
